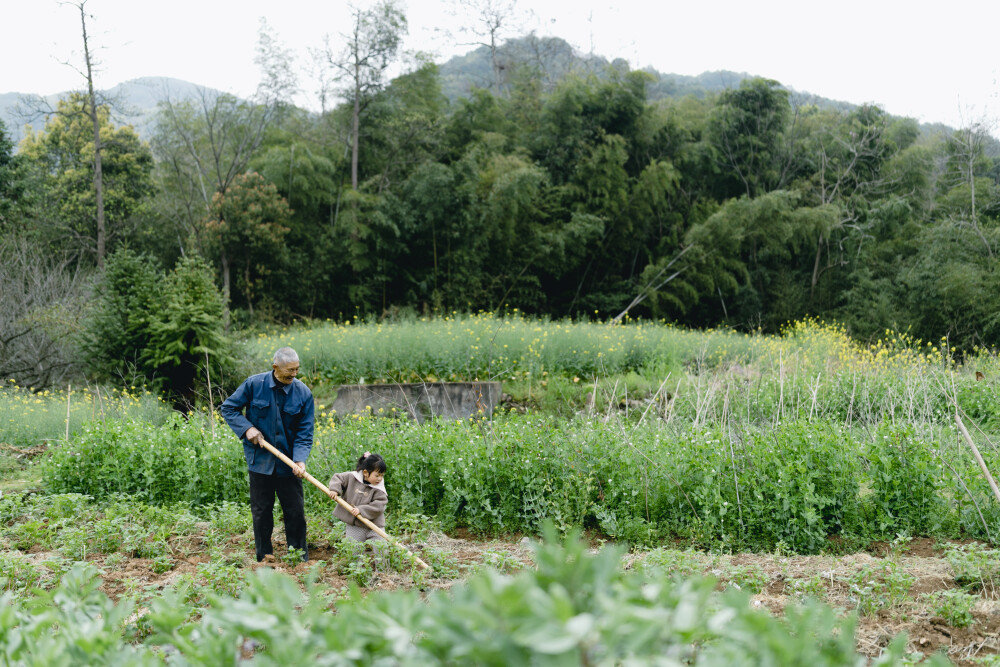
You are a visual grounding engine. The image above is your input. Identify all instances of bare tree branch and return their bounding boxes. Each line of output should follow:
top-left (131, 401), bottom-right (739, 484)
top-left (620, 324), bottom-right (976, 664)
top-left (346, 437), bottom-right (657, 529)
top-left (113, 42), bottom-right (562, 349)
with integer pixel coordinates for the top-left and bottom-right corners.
top-left (0, 236), bottom-right (88, 389)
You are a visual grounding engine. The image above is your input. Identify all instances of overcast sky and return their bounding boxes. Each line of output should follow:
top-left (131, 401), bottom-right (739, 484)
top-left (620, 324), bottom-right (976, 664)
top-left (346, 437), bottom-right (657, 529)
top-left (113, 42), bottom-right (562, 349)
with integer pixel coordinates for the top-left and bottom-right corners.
top-left (3, 0), bottom-right (999, 131)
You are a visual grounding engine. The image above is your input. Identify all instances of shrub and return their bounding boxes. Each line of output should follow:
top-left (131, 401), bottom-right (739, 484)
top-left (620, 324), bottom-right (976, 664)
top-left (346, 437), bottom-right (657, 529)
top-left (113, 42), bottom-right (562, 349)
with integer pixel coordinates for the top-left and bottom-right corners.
top-left (41, 414), bottom-right (246, 504)
top-left (79, 248), bottom-right (161, 382)
top-left (863, 426), bottom-right (948, 538)
top-left (37, 411), bottom-right (979, 552)
top-left (79, 248), bottom-right (231, 403)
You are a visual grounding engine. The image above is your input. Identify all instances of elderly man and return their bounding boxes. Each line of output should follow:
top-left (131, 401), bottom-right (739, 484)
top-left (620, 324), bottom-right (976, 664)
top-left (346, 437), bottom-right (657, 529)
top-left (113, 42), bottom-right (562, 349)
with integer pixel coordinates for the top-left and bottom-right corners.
top-left (221, 347), bottom-right (314, 562)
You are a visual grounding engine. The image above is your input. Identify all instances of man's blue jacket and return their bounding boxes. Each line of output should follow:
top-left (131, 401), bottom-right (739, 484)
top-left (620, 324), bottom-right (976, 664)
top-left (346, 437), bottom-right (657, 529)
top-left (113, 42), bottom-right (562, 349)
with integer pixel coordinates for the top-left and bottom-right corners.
top-left (220, 371), bottom-right (315, 474)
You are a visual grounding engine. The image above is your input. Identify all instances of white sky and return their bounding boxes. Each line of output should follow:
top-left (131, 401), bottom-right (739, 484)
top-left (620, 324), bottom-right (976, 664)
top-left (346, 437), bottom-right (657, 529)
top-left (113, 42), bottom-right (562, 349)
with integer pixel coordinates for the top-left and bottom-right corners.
top-left (3, 0), bottom-right (999, 131)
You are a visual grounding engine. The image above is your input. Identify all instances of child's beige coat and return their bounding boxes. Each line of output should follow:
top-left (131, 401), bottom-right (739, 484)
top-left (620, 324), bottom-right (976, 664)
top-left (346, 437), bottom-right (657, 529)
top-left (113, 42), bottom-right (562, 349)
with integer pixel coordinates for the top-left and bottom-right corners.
top-left (328, 471), bottom-right (388, 528)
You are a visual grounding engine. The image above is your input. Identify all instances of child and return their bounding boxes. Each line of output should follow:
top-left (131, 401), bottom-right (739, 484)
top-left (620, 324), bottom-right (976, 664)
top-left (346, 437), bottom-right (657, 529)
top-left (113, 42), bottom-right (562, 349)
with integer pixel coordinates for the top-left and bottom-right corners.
top-left (328, 452), bottom-right (388, 542)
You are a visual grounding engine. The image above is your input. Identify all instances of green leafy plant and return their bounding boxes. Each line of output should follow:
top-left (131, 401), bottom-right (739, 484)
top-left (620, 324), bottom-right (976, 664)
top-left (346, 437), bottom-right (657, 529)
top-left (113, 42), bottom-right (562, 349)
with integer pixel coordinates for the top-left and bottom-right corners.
top-left (945, 543), bottom-right (1000, 595)
top-left (151, 554), bottom-right (174, 574)
top-left (0, 531), bottom-right (954, 666)
top-left (788, 574), bottom-right (828, 601)
top-left (103, 552), bottom-right (127, 570)
top-left (864, 429), bottom-right (947, 538)
top-left (420, 547), bottom-right (461, 579)
top-left (386, 512), bottom-right (439, 542)
top-left (195, 560), bottom-right (245, 597)
top-left (725, 563), bottom-right (768, 594)
top-left (9, 519), bottom-right (47, 551)
top-left (281, 546), bottom-right (305, 567)
top-left (0, 552), bottom-right (43, 596)
top-left (636, 547), bottom-right (705, 578)
top-left (846, 561), bottom-right (914, 616)
top-left (923, 589), bottom-right (977, 628)
top-left (480, 548), bottom-right (523, 574)
top-left (57, 525), bottom-right (90, 561)
top-left (40, 556), bottom-right (73, 582)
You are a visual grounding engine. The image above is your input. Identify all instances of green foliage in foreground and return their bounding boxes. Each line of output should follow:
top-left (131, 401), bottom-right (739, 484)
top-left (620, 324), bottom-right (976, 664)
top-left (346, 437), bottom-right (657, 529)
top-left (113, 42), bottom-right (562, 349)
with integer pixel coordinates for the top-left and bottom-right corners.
top-left (0, 492), bottom-right (252, 576)
top-left (40, 413), bottom-right (999, 552)
top-left (0, 531), bottom-right (950, 666)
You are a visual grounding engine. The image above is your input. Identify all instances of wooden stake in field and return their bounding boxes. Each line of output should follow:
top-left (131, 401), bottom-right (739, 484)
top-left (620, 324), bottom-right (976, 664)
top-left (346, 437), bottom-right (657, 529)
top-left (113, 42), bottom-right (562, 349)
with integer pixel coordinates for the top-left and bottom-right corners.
top-left (204, 351), bottom-right (215, 438)
top-left (955, 413), bottom-right (1000, 506)
top-left (65, 383), bottom-right (71, 440)
top-left (256, 437), bottom-right (430, 570)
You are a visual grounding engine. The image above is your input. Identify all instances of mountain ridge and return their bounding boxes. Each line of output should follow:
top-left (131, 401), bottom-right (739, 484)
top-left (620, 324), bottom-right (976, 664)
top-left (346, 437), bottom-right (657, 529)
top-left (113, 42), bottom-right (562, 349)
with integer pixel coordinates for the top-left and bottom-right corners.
top-left (0, 36), bottom-right (944, 145)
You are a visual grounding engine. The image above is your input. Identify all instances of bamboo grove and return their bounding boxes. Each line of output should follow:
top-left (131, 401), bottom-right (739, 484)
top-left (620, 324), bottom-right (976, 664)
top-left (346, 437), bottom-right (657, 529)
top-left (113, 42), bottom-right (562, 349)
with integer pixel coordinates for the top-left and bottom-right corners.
top-left (4, 28), bottom-right (1000, 392)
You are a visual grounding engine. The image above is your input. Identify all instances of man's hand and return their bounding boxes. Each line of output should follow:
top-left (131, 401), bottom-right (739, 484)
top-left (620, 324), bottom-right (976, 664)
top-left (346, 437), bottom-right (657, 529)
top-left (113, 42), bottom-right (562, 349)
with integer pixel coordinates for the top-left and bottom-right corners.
top-left (245, 427), bottom-right (264, 446)
top-left (293, 461), bottom-right (306, 478)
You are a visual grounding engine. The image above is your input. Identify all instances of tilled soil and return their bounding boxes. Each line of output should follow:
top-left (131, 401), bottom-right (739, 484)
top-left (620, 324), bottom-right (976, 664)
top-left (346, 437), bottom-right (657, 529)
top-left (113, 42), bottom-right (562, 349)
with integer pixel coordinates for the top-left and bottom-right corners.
top-left (13, 531), bottom-right (1000, 665)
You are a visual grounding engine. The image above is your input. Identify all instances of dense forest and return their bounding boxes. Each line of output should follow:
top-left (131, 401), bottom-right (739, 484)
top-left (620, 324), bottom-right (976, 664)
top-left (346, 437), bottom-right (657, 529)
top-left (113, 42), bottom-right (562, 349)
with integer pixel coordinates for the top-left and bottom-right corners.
top-left (3, 0), bottom-right (1000, 393)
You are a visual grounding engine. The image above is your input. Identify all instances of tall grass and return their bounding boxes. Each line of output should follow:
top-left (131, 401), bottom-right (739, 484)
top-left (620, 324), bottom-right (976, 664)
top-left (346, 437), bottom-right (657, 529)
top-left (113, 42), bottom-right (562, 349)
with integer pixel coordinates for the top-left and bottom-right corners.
top-left (248, 314), bottom-right (997, 429)
top-left (0, 383), bottom-right (171, 448)
top-left (248, 312), bottom-right (760, 383)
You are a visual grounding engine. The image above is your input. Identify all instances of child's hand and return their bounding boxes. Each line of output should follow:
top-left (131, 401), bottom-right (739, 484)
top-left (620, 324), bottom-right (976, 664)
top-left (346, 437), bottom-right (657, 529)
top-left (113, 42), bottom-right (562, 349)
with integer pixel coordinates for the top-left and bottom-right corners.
top-left (350, 507), bottom-right (360, 517)
top-left (328, 490), bottom-right (338, 500)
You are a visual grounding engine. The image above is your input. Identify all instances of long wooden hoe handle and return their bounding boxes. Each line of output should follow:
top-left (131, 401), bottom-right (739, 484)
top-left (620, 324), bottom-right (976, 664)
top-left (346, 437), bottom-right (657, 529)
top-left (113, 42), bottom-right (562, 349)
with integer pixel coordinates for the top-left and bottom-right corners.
top-left (257, 438), bottom-right (430, 570)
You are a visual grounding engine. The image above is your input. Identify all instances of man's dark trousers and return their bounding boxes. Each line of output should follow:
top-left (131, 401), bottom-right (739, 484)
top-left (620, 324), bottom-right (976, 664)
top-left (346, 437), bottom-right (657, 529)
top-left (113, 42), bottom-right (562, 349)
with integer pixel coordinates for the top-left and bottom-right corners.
top-left (249, 471), bottom-right (307, 561)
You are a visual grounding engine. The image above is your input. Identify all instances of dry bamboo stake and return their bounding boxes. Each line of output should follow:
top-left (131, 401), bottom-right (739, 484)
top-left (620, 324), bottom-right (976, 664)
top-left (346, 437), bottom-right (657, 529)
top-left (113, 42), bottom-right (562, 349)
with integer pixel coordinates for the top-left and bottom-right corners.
top-left (95, 385), bottom-right (105, 421)
top-left (256, 437), bottom-right (430, 570)
top-left (65, 383), bottom-right (71, 440)
top-left (955, 413), bottom-right (1000, 506)
top-left (638, 373), bottom-right (671, 425)
top-left (204, 351), bottom-right (215, 438)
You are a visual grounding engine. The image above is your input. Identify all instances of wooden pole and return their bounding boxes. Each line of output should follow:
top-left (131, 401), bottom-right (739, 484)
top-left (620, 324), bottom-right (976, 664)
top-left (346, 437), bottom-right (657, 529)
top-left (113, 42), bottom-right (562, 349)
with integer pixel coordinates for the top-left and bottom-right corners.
top-left (955, 413), bottom-right (1000, 506)
top-left (256, 437), bottom-right (430, 570)
top-left (65, 383), bottom-right (71, 440)
top-left (205, 351), bottom-right (215, 438)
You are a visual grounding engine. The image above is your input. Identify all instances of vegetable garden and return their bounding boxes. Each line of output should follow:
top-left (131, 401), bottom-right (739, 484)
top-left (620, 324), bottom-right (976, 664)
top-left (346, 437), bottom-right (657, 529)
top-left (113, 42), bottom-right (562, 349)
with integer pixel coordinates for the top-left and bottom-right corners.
top-left (3, 315), bottom-right (1000, 664)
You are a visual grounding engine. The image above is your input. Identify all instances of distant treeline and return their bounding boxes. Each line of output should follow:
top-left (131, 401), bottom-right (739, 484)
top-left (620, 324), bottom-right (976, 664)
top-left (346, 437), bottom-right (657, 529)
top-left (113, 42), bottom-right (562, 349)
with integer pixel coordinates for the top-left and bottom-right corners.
top-left (3, 31), bottom-right (1000, 365)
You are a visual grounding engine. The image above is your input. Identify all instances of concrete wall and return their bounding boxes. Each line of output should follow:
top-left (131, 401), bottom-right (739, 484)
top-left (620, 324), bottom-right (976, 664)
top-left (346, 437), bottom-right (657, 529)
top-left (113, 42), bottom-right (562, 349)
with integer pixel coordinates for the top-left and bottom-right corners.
top-left (328, 382), bottom-right (502, 422)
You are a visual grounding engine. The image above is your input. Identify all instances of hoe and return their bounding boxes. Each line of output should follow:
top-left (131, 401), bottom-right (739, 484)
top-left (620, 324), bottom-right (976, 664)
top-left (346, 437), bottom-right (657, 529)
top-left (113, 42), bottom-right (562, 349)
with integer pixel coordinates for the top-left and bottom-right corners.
top-left (257, 437), bottom-right (430, 570)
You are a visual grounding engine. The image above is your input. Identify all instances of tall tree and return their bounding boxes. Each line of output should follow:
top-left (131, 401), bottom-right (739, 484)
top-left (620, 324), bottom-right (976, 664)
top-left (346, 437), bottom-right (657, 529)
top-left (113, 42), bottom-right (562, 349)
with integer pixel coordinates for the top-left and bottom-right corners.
top-left (81, 248), bottom-right (229, 402)
top-left (707, 78), bottom-right (795, 198)
top-left (0, 235), bottom-right (86, 389)
top-left (804, 104), bottom-right (895, 299)
top-left (202, 172), bottom-right (291, 319)
top-left (18, 0), bottom-right (112, 266)
top-left (152, 22), bottom-right (291, 263)
top-left (0, 118), bottom-right (28, 230)
top-left (350, 62), bottom-right (448, 192)
top-left (450, 0), bottom-right (527, 94)
top-left (152, 87), bottom-right (277, 287)
top-left (74, 0), bottom-right (107, 266)
top-left (19, 95), bottom-right (154, 263)
top-left (322, 0), bottom-right (407, 191)
top-left (937, 118), bottom-right (999, 257)
top-left (253, 18), bottom-right (299, 108)
top-left (899, 219), bottom-right (1000, 348)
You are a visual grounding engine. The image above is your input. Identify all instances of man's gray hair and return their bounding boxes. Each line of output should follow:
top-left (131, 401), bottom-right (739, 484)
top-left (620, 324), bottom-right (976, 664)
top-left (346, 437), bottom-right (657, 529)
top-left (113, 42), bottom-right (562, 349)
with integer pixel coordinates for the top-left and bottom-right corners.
top-left (272, 347), bottom-right (299, 365)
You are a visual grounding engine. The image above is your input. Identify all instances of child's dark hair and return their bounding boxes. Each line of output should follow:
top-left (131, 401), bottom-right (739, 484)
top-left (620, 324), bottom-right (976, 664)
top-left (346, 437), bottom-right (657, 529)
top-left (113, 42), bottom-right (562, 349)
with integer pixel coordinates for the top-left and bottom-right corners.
top-left (357, 451), bottom-right (387, 475)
